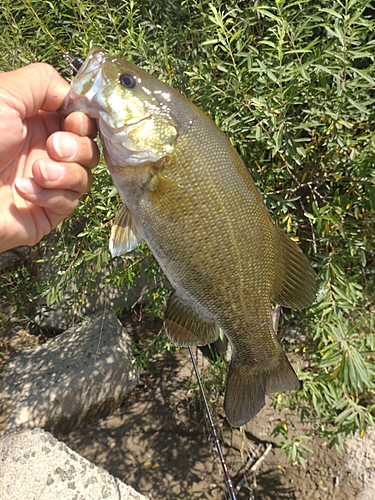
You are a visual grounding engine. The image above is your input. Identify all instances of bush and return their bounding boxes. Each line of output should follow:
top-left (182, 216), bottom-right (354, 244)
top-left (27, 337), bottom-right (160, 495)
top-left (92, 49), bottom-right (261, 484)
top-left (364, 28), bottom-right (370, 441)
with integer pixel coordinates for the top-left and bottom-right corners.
top-left (1, 0), bottom-right (374, 457)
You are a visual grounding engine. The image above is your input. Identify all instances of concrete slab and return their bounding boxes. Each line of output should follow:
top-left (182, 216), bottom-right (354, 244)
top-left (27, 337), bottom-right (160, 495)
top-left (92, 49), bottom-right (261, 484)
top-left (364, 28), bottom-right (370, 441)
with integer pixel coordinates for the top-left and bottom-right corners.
top-left (0, 428), bottom-right (150, 500)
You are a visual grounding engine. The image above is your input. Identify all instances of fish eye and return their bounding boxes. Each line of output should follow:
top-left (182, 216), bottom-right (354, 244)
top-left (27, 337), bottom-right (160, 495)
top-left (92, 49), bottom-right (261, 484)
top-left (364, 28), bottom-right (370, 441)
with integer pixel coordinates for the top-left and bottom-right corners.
top-left (119, 73), bottom-right (138, 89)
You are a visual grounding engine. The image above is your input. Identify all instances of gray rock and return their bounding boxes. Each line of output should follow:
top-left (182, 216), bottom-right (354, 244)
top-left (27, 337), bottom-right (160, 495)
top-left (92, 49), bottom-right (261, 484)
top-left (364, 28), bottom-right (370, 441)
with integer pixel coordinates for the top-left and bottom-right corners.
top-left (0, 312), bottom-right (138, 437)
top-left (0, 428), bottom-right (150, 500)
top-left (345, 427), bottom-right (375, 499)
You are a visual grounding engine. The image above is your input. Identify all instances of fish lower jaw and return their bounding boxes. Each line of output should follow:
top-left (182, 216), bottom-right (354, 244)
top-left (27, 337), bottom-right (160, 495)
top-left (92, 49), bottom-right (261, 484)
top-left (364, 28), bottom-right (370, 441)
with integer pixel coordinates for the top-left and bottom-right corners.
top-left (101, 132), bottom-right (163, 168)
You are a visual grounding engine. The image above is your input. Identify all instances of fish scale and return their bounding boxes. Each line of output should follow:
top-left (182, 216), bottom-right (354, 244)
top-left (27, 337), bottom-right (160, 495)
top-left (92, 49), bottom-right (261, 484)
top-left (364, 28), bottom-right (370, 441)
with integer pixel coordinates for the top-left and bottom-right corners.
top-left (62, 47), bottom-right (316, 426)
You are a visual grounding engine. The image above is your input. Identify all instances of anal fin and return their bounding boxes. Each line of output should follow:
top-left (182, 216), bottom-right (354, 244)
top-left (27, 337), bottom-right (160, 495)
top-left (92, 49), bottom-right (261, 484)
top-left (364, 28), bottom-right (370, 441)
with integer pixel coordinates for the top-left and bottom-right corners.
top-left (109, 205), bottom-right (142, 257)
top-left (164, 292), bottom-right (220, 347)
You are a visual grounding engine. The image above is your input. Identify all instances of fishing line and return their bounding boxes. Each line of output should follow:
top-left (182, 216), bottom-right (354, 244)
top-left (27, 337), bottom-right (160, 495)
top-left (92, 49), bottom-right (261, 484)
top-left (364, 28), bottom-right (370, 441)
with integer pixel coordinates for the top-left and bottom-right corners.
top-left (188, 347), bottom-right (237, 500)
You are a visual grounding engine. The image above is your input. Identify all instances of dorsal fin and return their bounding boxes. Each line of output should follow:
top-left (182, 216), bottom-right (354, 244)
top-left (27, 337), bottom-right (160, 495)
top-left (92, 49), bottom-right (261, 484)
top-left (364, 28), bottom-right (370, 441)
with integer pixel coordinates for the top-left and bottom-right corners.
top-left (273, 229), bottom-right (316, 310)
top-left (109, 205), bottom-right (142, 257)
top-left (164, 292), bottom-right (220, 346)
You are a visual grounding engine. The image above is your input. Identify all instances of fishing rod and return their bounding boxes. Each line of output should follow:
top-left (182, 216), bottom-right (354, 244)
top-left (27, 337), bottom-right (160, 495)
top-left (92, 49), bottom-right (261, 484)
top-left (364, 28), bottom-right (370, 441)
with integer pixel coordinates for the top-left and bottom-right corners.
top-left (188, 347), bottom-right (237, 500)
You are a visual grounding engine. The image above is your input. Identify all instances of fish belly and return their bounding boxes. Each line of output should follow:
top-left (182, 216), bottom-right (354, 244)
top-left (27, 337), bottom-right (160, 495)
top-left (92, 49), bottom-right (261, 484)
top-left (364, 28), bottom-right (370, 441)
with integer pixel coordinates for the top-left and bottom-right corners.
top-left (109, 114), bottom-right (310, 426)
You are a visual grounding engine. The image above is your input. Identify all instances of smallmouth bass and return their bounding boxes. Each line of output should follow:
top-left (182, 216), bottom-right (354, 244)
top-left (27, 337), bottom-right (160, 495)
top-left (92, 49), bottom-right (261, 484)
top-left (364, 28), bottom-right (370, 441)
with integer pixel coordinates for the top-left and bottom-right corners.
top-left (62, 47), bottom-right (316, 426)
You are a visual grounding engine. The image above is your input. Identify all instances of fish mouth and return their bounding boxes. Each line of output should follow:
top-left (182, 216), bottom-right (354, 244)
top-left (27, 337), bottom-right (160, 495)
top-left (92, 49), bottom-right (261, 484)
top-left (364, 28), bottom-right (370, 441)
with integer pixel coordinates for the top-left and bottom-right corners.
top-left (61, 47), bottom-right (177, 165)
top-left (61, 47), bottom-right (146, 128)
top-left (61, 46), bottom-right (112, 116)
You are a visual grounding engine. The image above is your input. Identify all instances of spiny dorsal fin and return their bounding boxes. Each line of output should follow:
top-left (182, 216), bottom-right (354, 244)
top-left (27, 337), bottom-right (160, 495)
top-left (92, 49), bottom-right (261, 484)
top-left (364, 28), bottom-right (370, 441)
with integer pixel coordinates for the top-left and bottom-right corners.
top-left (109, 205), bottom-right (142, 257)
top-left (164, 292), bottom-right (220, 347)
top-left (273, 229), bottom-right (316, 310)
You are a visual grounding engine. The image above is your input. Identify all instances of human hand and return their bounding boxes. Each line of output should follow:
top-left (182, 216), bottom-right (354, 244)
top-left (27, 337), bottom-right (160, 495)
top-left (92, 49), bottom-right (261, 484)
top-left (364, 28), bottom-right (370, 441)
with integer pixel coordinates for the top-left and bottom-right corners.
top-left (0, 62), bottom-right (100, 252)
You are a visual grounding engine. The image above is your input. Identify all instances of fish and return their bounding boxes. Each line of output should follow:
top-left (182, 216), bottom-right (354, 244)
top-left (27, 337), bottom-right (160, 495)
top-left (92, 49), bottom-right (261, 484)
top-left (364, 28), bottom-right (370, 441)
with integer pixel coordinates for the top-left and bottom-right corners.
top-left (62, 47), bottom-right (316, 427)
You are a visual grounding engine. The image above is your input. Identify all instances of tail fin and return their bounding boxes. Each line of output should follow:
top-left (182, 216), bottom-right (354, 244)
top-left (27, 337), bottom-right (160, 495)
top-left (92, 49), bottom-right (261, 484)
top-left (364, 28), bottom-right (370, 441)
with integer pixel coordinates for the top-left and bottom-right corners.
top-left (224, 352), bottom-right (300, 427)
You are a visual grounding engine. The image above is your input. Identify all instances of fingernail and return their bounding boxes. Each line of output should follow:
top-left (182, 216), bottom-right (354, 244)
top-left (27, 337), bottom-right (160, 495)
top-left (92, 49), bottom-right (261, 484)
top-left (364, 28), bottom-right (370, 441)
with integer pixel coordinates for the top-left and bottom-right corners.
top-left (39, 160), bottom-right (66, 182)
top-left (53, 133), bottom-right (78, 160)
top-left (15, 177), bottom-right (42, 194)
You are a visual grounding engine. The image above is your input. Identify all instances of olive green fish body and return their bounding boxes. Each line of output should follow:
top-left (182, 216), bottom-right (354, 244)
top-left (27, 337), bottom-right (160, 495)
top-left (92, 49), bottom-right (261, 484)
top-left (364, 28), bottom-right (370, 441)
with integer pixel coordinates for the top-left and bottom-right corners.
top-left (62, 48), bottom-right (316, 426)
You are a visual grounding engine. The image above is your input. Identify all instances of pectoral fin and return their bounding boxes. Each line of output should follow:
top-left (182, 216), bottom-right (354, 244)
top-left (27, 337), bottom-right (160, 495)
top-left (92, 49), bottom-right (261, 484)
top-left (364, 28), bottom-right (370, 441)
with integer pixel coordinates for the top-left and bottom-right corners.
top-left (109, 205), bottom-right (142, 257)
top-left (164, 292), bottom-right (220, 346)
top-left (273, 229), bottom-right (316, 310)
top-left (147, 171), bottom-right (190, 210)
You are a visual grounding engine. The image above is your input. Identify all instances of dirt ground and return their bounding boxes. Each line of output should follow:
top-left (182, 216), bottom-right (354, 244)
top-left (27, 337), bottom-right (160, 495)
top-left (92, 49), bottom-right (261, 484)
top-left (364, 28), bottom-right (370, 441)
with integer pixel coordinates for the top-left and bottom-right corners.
top-left (58, 312), bottom-right (365, 500)
top-left (0, 309), bottom-right (372, 499)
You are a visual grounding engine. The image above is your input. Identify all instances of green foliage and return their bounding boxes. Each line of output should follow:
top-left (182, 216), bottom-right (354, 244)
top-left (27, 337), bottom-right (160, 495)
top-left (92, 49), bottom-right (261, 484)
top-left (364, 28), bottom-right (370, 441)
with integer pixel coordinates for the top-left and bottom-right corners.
top-left (1, 0), bottom-right (375, 461)
top-left (132, 328), bottom-right (177, 370)
top-left (272, 420), bottom-right (314, 468)
top-left (187, 350), bottom-right (229, 420)
top-left (0, 249), bottom-right (40, 329)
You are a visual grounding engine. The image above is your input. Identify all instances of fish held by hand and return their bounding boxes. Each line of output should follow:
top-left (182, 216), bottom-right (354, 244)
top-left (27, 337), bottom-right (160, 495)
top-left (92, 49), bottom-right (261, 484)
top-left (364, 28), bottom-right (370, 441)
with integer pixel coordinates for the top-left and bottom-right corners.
top-left (61, 47), bottom-right (316, 426)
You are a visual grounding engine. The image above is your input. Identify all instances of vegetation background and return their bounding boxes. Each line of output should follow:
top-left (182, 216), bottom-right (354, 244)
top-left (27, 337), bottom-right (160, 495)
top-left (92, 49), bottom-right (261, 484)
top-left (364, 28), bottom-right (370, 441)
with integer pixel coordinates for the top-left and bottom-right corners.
top-left (0, 0), bottom-right (374, 464)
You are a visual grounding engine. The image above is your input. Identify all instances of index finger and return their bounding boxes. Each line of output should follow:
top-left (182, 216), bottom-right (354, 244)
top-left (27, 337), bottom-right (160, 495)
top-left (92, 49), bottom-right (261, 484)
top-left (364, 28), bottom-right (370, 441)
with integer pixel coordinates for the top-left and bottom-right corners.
top-left (0, 63), bottom-right (70, 118)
